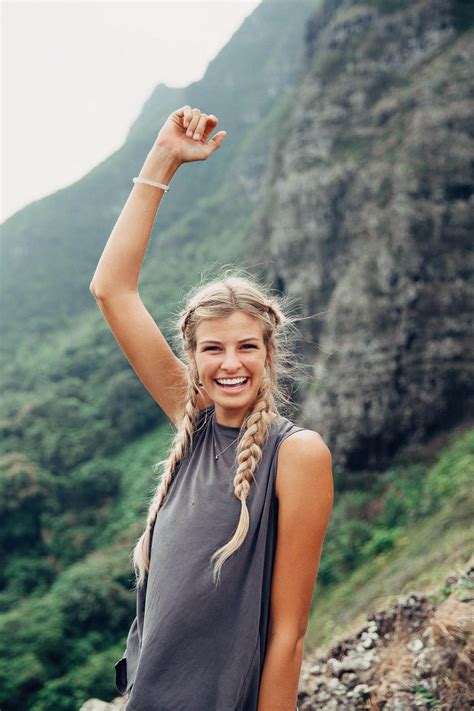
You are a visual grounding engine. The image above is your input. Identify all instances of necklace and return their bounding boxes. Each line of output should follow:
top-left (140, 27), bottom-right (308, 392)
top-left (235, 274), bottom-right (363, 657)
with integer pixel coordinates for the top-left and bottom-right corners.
top-left (212, 415), bottom-right (241, 460)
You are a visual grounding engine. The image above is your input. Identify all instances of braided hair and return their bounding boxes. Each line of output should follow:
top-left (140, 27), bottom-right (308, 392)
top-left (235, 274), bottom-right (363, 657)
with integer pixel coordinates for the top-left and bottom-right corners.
top-left (132, 273), bottom-right (297, 588)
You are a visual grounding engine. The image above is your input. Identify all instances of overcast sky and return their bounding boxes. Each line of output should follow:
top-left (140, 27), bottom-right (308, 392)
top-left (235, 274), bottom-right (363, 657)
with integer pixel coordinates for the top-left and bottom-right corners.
top-left (1, 0), bottom-right (262, 223)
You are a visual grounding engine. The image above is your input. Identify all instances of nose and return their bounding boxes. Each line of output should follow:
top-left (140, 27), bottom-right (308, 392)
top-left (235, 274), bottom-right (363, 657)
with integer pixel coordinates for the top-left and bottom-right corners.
top-left (220, 349), bottom-right (243, 372)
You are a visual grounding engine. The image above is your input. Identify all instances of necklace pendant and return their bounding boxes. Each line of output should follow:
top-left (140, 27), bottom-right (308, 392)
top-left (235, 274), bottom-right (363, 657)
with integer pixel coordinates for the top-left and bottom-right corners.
top-left (215, 454), bottom-right (219, 460)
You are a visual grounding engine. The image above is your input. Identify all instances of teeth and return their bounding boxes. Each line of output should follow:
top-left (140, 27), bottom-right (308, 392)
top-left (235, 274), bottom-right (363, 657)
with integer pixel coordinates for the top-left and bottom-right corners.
top-left (216, 377), bottom-right (247, 385)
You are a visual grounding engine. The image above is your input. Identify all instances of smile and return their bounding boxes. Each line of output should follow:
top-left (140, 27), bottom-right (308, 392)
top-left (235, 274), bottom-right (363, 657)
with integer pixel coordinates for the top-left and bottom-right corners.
top-left (214, 377), bottom-right (250, 392)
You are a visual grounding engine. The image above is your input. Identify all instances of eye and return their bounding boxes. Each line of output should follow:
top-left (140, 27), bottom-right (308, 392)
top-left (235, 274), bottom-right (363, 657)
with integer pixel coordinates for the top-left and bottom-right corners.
top-left (202, 344), bottom-right (258, 351)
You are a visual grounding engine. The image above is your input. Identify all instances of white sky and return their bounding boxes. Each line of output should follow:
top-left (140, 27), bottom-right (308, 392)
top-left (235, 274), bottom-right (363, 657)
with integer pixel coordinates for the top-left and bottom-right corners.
top-left (1, 0), bottom-right (262, 223)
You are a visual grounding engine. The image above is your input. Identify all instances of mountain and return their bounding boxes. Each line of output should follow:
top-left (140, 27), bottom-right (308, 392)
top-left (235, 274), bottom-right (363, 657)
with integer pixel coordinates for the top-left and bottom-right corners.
top-left (0, 0), bottom-right (472, 709)
top-left (250, 0), bottom-right (474, 470)
top-left (0, 0), bottom-right (318, 362)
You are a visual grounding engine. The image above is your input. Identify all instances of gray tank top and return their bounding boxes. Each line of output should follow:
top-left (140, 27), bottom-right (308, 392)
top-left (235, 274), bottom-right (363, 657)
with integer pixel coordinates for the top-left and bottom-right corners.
top-left (115, 404), bottom-right (305, 710)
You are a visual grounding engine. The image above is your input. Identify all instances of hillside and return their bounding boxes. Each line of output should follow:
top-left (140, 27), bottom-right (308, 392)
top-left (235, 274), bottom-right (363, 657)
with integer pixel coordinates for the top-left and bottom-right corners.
top-left (0, 0), bottom-right (473, 708)
top-left (1, 415), bottom-right (471, 709)
top-left (250, 0), bottom-right (474, 470)
top-left (0, 0), bottom-right (317, 360)
top-left (80, 562), bottom-right (474, 710)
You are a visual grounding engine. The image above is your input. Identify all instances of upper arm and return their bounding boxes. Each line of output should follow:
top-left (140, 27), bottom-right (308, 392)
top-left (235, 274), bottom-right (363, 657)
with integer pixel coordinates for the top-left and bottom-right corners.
top-left (268, 429), bottom-right (333, 642)
top-left (91, 291), bottom-right (213, 426)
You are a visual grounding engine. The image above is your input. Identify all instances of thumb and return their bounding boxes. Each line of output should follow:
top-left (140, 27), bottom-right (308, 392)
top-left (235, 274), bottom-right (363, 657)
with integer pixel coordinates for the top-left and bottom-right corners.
top-left (206, 130), bottom-right (227, 154)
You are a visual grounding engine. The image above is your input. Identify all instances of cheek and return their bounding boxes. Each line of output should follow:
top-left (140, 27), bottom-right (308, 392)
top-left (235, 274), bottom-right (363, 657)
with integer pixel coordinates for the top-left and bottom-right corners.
top-left (250, 356), bottom-right (266, 375)
top-left (200, 358), bottom-right (217, 377)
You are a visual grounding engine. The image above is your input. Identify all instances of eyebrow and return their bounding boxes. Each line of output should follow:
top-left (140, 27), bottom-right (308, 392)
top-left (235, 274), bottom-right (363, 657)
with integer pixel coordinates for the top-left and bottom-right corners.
top-left (199, 337), bottom-right (261, 345)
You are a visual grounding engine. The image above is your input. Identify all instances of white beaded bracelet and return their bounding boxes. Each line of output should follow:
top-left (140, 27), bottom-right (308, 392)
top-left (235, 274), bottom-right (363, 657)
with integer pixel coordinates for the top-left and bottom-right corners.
top-left (132, 176), bottom-right (170, 192)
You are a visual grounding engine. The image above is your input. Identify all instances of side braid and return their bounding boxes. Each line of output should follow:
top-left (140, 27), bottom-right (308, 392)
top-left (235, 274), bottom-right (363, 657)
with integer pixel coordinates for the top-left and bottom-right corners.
top-left (209, 381), bottom-right (275, 586)
top-left (132, 381), bottom-right (201, 588)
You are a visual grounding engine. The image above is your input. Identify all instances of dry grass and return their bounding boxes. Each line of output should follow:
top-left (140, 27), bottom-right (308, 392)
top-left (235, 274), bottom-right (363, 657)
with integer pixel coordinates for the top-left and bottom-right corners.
top-left (431, 594), bottom-right (474, 711)
top-left (368, 638), bottom-right (417, 708)
top-left (367, 579), bottom-right (473, 710)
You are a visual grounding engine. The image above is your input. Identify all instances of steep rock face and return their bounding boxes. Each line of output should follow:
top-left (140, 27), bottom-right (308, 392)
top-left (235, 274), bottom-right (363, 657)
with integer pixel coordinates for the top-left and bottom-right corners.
top-left (250, 0), bottom-right (473, 470)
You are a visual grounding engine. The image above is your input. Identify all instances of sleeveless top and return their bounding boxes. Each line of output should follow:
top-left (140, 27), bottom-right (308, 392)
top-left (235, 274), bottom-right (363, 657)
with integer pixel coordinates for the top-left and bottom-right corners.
top-left (114, 405), bottom-right (305, 711)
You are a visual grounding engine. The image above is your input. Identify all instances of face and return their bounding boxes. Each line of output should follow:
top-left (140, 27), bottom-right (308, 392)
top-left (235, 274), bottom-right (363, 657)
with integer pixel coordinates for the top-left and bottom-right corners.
top-left (194, 310), bottom-right (268, 427)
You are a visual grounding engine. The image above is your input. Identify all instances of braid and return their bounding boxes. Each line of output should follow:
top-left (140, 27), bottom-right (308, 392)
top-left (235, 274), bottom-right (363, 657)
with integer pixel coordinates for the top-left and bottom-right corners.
top-left (132, 381), bottom-right (201, 588)
top-left (130, 271), bottom-right (299, 591)
top-left (209, 380), bottom-right (276, 587)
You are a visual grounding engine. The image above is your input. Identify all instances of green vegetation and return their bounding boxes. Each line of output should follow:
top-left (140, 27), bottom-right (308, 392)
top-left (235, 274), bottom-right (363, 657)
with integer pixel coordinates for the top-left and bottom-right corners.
top-left (318, 428), bottom-right (473, 590)
top-left (412, 686), bottom-right (439, 708)
top-left (1, 408), bottom-right (471, 709)
top-left (305, 427), bottom-right (474, 650)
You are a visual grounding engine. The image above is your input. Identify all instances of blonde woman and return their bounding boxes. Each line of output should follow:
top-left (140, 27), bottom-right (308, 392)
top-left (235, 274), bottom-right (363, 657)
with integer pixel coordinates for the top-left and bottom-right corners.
top-left (90, 106), bottom-right (333, 711)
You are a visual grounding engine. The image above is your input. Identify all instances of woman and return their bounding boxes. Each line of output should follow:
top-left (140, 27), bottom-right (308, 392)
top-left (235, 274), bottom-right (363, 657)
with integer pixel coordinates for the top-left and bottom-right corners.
top-left (90, 106), bottom-right (333, 711)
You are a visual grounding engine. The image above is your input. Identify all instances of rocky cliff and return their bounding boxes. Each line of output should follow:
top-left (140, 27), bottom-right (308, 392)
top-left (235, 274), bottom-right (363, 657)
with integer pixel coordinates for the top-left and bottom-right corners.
top-left (250, 0), bottom-right (474, 471)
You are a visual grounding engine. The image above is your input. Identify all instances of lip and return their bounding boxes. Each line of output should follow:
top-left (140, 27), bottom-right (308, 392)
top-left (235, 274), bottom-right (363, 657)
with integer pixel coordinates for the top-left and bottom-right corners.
top-left (214, 377), bottom-right (250, 394)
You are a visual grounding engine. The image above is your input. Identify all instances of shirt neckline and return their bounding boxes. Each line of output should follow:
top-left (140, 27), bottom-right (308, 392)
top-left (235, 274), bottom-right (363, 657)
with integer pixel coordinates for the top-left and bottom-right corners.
top-left (204, 405), bottom-right (281, 436)
top-left (210, 408), bottom-right (242, 435)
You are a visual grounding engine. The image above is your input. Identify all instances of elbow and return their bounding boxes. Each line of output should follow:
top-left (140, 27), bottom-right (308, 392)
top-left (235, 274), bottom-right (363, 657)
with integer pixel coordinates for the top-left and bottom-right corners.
top-left (268, 625), bottom-right (306, 650)
top-left (89, 282), bottom-right (102, 299)
top-left (89, 282), bottom-right (138, 300)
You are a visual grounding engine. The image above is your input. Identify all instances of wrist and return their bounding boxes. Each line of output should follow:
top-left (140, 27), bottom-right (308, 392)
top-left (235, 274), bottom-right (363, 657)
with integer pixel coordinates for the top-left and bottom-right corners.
top-left (139, 145), bottom-right (181, 185)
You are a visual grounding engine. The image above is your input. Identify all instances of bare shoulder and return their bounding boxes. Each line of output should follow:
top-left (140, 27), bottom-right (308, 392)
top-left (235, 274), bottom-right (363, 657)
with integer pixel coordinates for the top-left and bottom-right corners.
top-left (275, 428), bottom-right (333, 501)
top-left (278, 427), bottom-right (330, 458)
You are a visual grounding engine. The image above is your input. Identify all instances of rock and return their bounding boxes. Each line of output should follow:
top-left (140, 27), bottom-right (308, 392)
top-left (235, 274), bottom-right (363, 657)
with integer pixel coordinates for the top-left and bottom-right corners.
top-left (250, 0), bottom-right (473, 472)
top-left (349, 682), bottom-right (371, 698)
top-left (340, 672), bottom-right (358, 689)
top-left (326, 657), bottom-right (343, 676)
top-left (407, 638), bottom-right (424, 652)
top-left (79, 699), bottom-right (127, 711)
top-left (294, 565), bottom-right (473, 710)
top-left (340, 655), bottom-right (372, 672)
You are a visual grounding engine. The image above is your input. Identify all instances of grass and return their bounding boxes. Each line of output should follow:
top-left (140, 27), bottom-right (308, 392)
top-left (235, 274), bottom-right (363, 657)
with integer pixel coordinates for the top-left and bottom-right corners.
top-left (305, 490), bottom-right (473, 652)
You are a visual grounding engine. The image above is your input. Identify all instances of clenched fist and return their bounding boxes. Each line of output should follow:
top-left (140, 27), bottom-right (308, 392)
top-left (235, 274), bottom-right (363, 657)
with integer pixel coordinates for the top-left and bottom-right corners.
top-left (152, 105), bottom-right (227, 164)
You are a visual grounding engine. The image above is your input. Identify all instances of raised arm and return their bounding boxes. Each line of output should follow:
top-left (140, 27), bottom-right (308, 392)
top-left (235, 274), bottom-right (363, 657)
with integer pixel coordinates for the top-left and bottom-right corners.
top-left (89, 106), bottom-right (227, 426)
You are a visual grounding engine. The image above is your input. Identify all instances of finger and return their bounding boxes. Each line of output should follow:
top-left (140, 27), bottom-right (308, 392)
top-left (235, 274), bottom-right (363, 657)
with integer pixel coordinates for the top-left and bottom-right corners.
top-left (192, 113), bottom-right (209, 141)
top-left (176, 105), bottom-right (192, 128)
top-left (186, 108), bottom-right (201, 137)
top-left (200, 114), bottom-right (218, 142)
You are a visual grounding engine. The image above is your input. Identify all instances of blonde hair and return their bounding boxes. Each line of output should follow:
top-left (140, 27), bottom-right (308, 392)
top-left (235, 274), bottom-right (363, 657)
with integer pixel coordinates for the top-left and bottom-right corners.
top-left (132, 270), bottom-right (299, 589)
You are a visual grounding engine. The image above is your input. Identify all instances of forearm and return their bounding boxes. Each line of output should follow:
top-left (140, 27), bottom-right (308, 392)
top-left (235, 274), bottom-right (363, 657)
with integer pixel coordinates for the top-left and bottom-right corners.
top-left (89, 146), bottom-right (181, 297)
top-left (257, 633), bottom-right (304, 711)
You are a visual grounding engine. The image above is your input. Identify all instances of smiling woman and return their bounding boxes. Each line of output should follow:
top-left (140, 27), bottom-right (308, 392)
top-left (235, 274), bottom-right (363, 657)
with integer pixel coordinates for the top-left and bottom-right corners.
top-left (194, 311), bottom-right (269, 426)
top-left (90, 105), bottom-right (333, 711)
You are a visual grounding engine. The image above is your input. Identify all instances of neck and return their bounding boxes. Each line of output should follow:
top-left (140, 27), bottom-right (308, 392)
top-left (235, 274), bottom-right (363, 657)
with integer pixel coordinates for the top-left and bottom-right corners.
top-left (213, 404), bottom-right (248, 428)
top-left (213, 403), bottom-right (275, 428)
